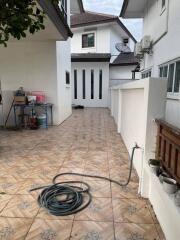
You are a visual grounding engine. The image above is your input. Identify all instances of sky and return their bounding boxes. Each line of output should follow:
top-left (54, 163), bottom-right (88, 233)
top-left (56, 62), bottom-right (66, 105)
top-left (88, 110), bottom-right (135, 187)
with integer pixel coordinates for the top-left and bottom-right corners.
top-left (83, 0), bottom-right (143, 41)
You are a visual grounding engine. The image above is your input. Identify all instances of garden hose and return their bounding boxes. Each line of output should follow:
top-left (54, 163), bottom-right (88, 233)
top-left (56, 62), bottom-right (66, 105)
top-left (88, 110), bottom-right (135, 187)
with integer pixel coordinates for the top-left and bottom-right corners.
top-left (30, 144), bottom-right (140, 216)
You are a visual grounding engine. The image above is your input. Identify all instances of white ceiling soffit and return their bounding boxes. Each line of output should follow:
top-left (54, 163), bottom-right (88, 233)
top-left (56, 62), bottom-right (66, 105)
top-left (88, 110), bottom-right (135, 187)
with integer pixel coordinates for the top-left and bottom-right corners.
top-left (71, 0), bottom-right (84, 14)
top-left (122, 0), bottom-right (146, 18)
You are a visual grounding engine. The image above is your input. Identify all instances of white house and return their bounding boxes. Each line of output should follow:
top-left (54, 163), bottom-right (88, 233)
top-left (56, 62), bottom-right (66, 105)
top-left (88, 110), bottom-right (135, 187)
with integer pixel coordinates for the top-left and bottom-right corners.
top-left (70, 11), bottom-right (139, 107)
top-left (119, 0), bottom-right (180, 239)
top-left (0, 0), bottom-right (84, 126)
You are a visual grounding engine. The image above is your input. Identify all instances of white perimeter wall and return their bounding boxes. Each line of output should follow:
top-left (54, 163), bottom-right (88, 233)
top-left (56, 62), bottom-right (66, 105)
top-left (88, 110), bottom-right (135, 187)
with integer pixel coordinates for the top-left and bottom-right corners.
top-left (72, 62), bottom-right (109, 107)
top-left (142, 0), bottom-right (180, 129)
top-left (110, 78), bottom-right (180, 240)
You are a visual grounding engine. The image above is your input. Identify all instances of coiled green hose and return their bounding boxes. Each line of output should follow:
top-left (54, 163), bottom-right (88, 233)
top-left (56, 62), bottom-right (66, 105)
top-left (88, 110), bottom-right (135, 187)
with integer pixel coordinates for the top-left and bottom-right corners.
top-left (30, 144), bottom-right (140, 216)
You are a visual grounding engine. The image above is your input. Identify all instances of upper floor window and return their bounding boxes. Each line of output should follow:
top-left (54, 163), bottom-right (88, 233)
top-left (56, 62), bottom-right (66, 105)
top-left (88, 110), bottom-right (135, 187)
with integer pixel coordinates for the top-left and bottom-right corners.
top-left (159, 60), bottom-right (180, 94)
top-left (60, 0), bottom-right (67, 21)
top-left (82, 33), bottom-right (95, 48)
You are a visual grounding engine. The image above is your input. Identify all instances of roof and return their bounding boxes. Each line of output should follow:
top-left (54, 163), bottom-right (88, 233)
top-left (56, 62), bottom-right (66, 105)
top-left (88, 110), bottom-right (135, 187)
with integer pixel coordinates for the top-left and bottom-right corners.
top-left (110, 52), bottom-right (139, 66)
top-left (78, 0), bottom-right (85, 13)
top-left (120, 0), bottom-right (129, 18)
top-left (71, 11), bottom-right (137, 42)
top-left (71, 53), bottom-right (111, 62)
top-left (120, 0), bottom-right (145, 18)
top-left (38, 0), bottom-right (73, 39)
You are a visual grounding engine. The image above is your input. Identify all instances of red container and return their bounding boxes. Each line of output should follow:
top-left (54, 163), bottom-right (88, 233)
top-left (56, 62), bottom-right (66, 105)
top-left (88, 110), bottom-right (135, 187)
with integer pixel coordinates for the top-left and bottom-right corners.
top-left (31, 91), bottom-right (46, 103)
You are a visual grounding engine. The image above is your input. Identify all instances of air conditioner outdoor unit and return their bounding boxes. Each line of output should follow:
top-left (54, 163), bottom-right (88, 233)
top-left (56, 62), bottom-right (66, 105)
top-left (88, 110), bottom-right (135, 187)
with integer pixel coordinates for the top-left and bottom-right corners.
top-left (141, 35), bottom-right (151, 50)
top-left (134, 42), bottom-right (143, 57)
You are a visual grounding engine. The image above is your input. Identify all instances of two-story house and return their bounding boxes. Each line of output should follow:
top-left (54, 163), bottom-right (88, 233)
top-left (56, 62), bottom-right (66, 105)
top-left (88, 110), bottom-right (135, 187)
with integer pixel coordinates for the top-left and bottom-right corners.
top-left (70, 11), bottom-right (139, 107)
top-left (121, 0), bottom-right (180, 239)
top-left (121, 0), bottom-right (180, 129)
top-left (0, 0), bottom-right (84, 126)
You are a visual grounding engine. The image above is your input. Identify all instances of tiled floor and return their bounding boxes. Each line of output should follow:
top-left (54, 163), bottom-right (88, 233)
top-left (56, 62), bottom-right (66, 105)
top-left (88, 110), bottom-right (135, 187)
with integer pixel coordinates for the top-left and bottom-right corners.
top-left (0, 108), bottom-right (165, 240)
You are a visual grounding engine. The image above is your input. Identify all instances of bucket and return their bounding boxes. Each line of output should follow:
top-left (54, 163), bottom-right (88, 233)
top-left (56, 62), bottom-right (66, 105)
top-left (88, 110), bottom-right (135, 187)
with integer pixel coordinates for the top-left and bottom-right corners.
top-left (37, 114), bottom-right (47, 129)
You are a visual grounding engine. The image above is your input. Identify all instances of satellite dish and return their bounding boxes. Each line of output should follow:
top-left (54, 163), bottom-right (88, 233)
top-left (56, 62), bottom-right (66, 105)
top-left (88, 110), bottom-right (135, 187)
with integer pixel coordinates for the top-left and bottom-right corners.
top-left (115, 42), bottom-right (131, 53)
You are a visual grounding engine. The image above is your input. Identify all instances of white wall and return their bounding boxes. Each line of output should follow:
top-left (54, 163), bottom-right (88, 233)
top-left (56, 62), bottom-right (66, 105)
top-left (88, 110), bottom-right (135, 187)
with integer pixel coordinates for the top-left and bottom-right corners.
top-left (141, 0), bottom-right (180, 128)
top-left (110, 78), bottom-right (180, 240)
top-left (71, 26), bottom-right (110, 54)
top-left (0, 41), bottom-right (58, 125)
top-left (56, 39), bottom-right (72, 124)
top-left (0, 39), bottom-right (72, 126)
top-left (72, 62), bottom-right (109, 107)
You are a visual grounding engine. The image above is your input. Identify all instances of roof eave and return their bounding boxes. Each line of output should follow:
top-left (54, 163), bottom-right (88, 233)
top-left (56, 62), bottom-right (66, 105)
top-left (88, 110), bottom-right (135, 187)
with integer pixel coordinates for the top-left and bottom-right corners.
top-left (38, 0), bottom-right (73, 40)
top-left (110, 62), bottom-right (139, 67)
top-left (120, 0), bottom-right (145, 18)
top-left (78, 0), bottom-right (85, 13)
top-left (120, 0), bottom-right (129, 18)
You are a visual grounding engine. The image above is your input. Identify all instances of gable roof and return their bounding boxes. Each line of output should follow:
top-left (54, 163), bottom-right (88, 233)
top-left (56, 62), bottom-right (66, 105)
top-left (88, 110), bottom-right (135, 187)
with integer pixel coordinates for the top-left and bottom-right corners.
top-left (110, 52), bottom-right (139, 66)
top-left (71, 11), bottom-right (137, 42)
top-left (71, 53), bottom-right (111, 62)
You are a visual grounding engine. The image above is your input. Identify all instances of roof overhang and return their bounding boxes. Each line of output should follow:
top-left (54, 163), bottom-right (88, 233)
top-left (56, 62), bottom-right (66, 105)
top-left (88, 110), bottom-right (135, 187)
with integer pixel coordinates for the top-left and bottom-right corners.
top-left (71, 0), bottom-right (85, 14)
top-left (71, 53), bottom-right (111, 62)
top-left (38, 0), bottom-right (73, 40)
top-left (120, 0), bottom-right (146, 18)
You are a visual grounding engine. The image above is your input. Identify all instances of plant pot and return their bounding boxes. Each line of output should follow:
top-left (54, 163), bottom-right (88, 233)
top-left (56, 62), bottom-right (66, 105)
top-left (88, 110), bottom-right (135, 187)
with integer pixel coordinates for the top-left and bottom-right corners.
top-left (148, 159), bottom-right (160, 175)
top-left (159, 172), bottom-right (170, 184)
top-left (163, 177), bottom-right (177, 194)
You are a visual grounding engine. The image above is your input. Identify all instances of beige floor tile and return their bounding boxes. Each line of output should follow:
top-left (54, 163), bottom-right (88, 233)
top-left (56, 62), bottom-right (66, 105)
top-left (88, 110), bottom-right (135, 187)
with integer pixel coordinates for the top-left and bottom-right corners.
top-left (0, 217), bottom-right (33, 240)
top-left (83, 180), bottom-right (111, 198)
top-left (75, 197), bottom-right (113, 222)
top-left (156, 224), bottom-right (166, 240)
top-left (111, 181), bottom-right (140, 199)
top-left (0, 177), bottom-right (23, 194)
top-left (115, 223), bottom-right (160, 240)
top-left (70, 221), bottom-right (114, 240)
top-left (113, 198), bottom-right (154, 224)
top-left (1, 194), bottom-right (39, 218)
top-left (25, 218), bottom-right (73, 240)
top-left (0, 194), bottom-right (12, 212)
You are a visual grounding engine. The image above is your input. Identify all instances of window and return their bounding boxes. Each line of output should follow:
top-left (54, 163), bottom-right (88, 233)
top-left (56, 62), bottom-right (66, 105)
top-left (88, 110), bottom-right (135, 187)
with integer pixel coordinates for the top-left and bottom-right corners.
top-left (91, 70), bottom-right (94, 99)
top-left (74, 70), bottom-right (77, 99)
top-left (66, 71), bottom-right (70, 85)
top-left (142, 70), bottom-right (152, 79)
top-left (82, 70), bottom-right (86, 99)
top-left (167, 63), bottom-right (174, 92)
top-left (99, 70), bottom-right (103, 99)
top-left (82, 33), bottom-right (95, 48)
top-left (159, 60), bottom-right (180, 94)
top-left (174, 61), bottom-right (180, 93)
top-left (61, 0), bottom-right (67, 20)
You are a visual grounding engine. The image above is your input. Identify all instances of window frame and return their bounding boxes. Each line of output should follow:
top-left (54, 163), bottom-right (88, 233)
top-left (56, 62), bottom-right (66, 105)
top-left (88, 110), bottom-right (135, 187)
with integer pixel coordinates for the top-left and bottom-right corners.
top-left (141, 69), bottom-right (152, 79)
top-left (65, 71), bottom-right (70, 85)
top-left (159, 59), bottom-right (180, 98)
top-left (82, 32), bottom-right (96, 49)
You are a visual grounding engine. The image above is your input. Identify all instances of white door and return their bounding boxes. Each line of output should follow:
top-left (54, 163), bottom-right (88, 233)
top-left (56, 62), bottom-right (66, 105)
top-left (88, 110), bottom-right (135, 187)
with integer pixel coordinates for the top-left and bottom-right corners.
top-left (72, 62), bottom-right (109, 107)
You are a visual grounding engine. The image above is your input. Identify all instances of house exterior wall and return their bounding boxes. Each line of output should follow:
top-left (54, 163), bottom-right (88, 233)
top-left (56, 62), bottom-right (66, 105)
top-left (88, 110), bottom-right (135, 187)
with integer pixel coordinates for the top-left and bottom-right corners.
top-left (141, 0), bottom-right (180, 128)
top-left (0, 41), bottom-right (59, 125)
top-left (71, 25), bottom-right (111, 54)
top-left (56, 39), bottom-right (72, 124)
top-left (71, 62), bottom-right (109, 107)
